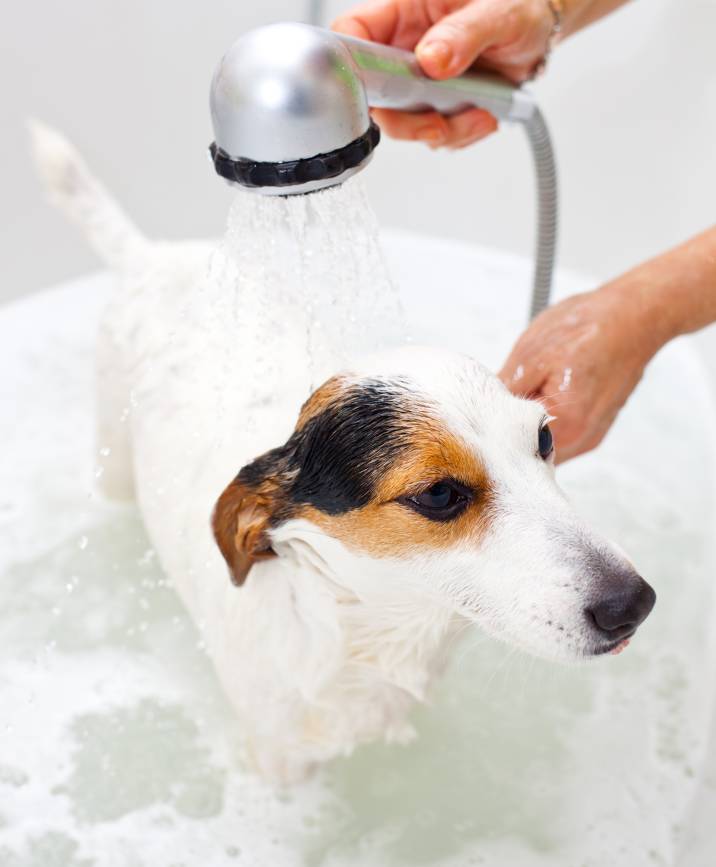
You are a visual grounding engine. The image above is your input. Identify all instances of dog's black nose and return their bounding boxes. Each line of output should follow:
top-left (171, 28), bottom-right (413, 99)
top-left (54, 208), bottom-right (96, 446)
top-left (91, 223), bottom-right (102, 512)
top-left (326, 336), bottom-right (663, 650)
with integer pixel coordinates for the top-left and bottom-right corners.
top-left (586, 575), bottom-right (656, 638)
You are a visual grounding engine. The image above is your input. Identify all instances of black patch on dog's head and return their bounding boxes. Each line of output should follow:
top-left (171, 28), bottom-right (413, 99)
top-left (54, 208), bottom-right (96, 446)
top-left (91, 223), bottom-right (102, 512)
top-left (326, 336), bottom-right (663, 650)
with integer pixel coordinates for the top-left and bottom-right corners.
top-left (236, 379), bottom-right (414, 517)
top-left (289, 379), bottom-right (412, 514)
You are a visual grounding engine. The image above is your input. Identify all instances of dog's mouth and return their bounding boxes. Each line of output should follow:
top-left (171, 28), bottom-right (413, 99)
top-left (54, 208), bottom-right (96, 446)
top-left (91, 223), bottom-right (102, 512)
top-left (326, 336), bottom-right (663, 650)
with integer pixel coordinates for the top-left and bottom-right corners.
top-left (591, 631), bottom-right (636, 656)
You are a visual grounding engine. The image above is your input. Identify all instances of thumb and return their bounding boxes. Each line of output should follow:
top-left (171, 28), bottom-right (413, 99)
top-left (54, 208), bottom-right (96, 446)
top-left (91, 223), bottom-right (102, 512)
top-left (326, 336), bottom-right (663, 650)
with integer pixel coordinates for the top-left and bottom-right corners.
top-left (416, 3), bottom-right (507, 78)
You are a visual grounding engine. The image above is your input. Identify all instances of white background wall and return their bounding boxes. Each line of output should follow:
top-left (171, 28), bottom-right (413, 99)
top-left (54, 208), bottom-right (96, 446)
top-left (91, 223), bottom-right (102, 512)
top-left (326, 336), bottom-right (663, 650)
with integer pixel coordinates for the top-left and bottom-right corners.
top-left (2, 0), bottom-right (714, 360)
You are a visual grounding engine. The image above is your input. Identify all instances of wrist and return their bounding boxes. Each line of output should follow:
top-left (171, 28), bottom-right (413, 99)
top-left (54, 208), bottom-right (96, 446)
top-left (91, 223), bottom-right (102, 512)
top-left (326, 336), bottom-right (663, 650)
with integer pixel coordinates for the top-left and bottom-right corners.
top-left (559, 0), bottom-right (589, 39)
top-left (598, 270), bottom-right (680, 363)
top-left (599, 227), bottom-right (716, 353)
top-left (559, 0), bottom-right (629, 40)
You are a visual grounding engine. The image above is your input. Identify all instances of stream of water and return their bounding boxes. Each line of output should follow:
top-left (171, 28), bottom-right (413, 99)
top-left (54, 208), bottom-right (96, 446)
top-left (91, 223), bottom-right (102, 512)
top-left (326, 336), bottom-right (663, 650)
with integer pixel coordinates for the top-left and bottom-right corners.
top-left (209, 179), bottom-right (405, 396)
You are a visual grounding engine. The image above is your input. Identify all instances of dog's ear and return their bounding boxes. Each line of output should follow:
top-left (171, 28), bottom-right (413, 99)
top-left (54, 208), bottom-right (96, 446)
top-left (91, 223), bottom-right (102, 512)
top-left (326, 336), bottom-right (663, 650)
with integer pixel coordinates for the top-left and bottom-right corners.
top-left (212, 479), bottom-right (278, 586)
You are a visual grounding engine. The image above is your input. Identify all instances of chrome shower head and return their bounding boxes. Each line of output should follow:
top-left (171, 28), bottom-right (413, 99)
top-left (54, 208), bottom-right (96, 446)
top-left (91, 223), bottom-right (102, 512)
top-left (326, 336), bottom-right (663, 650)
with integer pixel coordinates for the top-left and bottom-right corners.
top-left (209, 23), bottom-right (380, 196)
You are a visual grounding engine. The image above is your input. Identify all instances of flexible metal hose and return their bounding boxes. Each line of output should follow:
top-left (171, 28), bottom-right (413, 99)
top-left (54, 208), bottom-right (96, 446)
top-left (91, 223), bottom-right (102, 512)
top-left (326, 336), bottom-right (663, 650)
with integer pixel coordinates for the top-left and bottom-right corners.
top-left (524, 105), bottom-right (558, 319)
top-left (307, 0), bottom-right (324, 25)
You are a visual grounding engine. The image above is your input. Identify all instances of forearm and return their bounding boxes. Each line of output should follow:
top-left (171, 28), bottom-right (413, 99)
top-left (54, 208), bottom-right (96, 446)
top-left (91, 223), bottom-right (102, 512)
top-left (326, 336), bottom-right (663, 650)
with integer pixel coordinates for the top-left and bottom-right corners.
top-left (561, 0), bottom-right (633, 39)
top-left (600, 226), bottom-right (716, 356)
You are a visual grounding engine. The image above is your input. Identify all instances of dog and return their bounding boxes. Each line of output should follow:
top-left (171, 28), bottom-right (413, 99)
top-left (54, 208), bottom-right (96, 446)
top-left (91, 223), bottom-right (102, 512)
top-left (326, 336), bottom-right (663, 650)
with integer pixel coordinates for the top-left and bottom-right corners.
top-left (32, 122), bottom-right (655, 784)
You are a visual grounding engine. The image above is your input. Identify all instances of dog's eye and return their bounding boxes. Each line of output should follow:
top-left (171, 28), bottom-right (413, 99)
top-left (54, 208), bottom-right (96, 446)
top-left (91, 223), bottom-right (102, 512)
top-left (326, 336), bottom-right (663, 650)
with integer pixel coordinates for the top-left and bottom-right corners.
top-left (538, 424), bottom-right (554, 460)
top-left (400, 480), bottom-right (472, 522)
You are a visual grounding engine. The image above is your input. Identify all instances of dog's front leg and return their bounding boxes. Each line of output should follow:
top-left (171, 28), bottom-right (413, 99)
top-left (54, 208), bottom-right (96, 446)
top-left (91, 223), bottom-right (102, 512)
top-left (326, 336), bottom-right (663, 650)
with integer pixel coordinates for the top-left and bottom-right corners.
top-left (248, 739), bottom-right (317, 786)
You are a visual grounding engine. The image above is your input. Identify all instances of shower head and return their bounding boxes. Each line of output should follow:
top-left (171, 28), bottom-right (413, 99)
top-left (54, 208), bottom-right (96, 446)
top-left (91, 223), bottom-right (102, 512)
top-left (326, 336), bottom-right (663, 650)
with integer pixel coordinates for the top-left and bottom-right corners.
top-left (209, 23), bottom-right (378, 196)
top-left (209, 22), bottom-right (536, 196)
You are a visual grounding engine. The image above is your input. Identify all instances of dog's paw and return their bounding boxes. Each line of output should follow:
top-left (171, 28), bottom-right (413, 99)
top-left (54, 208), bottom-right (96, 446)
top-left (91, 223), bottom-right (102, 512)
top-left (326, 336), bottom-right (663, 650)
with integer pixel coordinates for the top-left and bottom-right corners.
top-left (248, 743), bottom-right (316, 787)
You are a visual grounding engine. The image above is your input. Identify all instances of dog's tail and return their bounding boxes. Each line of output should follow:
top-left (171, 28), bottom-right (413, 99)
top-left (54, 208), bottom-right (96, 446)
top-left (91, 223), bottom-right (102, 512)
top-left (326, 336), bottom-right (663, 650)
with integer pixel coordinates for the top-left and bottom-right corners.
top-left (29, 119), bottom-right (150, 271)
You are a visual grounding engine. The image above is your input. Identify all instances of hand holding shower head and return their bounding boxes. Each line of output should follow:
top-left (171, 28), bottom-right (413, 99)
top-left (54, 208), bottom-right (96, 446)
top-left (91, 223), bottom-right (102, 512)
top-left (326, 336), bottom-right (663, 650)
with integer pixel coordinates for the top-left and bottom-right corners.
top-left (210, 22), bottom-right (532, 196)
top-left (209, 22), bottom-right (557, 316)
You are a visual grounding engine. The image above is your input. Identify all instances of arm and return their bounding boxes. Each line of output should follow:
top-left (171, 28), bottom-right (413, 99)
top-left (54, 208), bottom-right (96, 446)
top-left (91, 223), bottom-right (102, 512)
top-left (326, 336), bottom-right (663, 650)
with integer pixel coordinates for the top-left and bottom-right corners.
top-left (332, 0), bottom-right (633, 148)
top-left (499, 226), bottom-right (716, 462)
top-left (562, 0), bottom-right (634, 38)
top-left (603, 226), bottom-right (716, 341)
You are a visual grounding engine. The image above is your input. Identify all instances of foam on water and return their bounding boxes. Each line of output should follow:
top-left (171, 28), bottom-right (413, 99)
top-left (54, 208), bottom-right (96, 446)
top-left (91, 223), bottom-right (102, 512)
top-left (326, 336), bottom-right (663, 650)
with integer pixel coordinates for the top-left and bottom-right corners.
top-left (2, 196), bottom-right (716, 865)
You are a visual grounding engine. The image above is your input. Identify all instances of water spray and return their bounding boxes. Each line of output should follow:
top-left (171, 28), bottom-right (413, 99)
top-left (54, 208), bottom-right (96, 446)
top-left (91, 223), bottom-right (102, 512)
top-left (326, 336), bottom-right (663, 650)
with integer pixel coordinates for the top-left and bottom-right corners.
top-left (209, 22), bottom-right (557, 318)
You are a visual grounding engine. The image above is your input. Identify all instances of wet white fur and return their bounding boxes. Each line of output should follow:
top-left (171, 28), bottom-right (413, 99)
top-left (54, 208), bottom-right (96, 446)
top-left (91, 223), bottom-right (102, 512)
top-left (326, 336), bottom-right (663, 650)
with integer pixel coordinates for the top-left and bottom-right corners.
top-left (32, 123), bottom-right (635, 783)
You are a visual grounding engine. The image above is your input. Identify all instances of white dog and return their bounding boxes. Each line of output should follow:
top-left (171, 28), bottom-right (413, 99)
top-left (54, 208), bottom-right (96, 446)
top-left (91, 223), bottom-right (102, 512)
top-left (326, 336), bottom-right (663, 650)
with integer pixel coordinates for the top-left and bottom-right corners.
top-left (32, 123), bottom-right (655, 784)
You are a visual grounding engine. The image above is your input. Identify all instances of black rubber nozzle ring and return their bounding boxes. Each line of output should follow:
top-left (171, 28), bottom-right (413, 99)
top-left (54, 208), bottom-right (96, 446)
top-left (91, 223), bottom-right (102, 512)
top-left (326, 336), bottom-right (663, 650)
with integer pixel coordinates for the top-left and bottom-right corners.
top-left (209, 121), bottom-right (380, 190)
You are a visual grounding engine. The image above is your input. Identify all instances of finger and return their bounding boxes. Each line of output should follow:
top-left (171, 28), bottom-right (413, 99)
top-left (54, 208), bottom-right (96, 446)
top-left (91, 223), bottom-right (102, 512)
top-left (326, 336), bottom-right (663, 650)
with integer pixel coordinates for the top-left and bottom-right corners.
top-left (331, 15), bottom-right (373, 40)
top-left (556, 412), bottom-right (612, 464)
top-left (445, 108), bottom-right (498, 148)
top-left (498, 353), bottom-right (549, 399)
top-left (332, 0), bottom-right (400, 45)
top-left (544, 400), bottom-right (603, 464)
top-left (416, 3), bottom-right (509, 79)
top-left (371, 108), bottom-right (450, 146)
top-left (554, 430), bottom-right (604, 465)
top-left (373, 107), bottom-right (497, 148)
top-left (478, 57), bottom-right (538, 84)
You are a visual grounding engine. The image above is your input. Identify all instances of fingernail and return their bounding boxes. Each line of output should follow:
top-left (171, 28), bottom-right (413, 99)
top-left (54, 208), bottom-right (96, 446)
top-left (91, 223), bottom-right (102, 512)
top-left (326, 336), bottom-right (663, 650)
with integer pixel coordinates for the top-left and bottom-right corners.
top-left (417, 40), bottom-right (453, 72)
top-left (416, 126), bottom-right (444, 145)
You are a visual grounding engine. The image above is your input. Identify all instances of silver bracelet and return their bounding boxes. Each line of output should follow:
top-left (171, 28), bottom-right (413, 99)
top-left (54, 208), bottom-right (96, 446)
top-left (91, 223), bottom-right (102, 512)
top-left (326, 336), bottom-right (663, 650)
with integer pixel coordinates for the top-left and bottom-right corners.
top-left (529, 0), bottom-right (564, 80)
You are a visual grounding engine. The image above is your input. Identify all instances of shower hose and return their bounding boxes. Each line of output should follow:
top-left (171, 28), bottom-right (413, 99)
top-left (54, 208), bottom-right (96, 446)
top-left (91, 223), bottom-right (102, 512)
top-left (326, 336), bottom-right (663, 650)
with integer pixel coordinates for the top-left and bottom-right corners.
top-left (524, 105), bottom-right (558, 319)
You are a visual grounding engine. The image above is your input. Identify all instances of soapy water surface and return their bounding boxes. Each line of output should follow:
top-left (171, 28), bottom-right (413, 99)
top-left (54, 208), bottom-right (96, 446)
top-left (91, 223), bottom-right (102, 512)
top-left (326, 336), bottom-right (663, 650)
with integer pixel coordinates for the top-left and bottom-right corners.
top-left (2, 181), bottom-right (716, 866)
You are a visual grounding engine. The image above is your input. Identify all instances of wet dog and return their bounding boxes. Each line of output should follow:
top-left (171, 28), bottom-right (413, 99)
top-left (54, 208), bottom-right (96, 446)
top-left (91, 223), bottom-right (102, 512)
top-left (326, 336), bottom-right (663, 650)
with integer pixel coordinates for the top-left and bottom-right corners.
top-left (33, 123), bottom-right (655, 783)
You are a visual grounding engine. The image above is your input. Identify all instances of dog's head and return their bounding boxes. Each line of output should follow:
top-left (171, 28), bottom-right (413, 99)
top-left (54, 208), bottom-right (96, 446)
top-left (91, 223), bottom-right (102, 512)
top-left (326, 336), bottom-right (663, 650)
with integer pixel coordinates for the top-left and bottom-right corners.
top-left (213, 347), bottom-right (655, 660)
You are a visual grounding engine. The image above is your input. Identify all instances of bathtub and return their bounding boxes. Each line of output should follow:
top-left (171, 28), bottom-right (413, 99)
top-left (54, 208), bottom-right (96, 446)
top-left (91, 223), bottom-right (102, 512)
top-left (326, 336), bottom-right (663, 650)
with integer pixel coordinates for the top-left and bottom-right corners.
top-left (1, 230), bottom-right (715, 866)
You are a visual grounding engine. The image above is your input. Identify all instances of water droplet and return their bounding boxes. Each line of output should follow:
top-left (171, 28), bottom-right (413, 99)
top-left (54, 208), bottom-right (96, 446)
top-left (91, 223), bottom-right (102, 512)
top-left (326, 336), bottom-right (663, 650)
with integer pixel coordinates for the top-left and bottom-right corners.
top-left (558, 366), bottom-right (573, 392)
top-left (138, 547), bottom-right (156, 566)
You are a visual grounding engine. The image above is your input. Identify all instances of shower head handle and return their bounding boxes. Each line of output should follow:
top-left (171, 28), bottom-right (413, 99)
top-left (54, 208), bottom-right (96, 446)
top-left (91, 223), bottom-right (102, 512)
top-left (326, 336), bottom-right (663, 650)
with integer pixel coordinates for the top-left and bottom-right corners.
top-left (335, 32), bottom-right (535, 123)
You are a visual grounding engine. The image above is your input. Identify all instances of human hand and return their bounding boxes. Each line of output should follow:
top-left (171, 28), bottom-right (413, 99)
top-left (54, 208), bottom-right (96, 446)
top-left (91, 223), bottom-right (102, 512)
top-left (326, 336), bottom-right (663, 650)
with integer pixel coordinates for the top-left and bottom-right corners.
top-left (332, 0), bottom-right (556, 148)
top-left (499, 287), bottom-right (667, 463)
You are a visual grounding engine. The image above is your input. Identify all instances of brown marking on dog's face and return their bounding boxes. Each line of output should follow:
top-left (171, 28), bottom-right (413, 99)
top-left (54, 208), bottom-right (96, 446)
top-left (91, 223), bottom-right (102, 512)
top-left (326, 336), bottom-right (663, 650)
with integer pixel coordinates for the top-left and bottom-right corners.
top-left (298, 427), bottom-right (494, 558)
top-left (212, 375), bottom-right (494, 581)
top-left (296, 375), bottom-right (349, 430)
